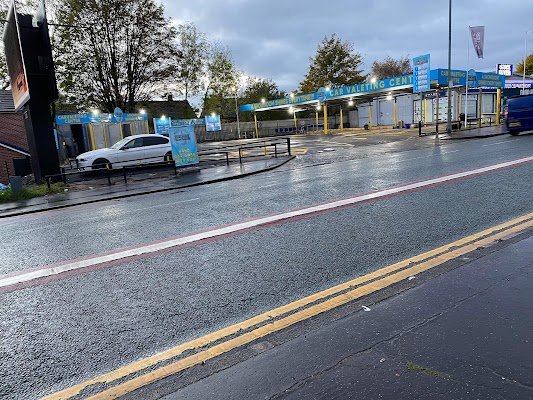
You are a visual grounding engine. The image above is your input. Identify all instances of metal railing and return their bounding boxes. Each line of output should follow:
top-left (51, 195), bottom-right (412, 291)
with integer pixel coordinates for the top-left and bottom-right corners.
top-left (45, 138), bottom-right (291, 188)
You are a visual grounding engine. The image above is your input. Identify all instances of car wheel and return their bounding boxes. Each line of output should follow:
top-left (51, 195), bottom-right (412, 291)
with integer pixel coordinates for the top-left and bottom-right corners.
top-left (509, 130), bottom-right (521, 136)
top-left (93, 158), bottom-right (111, 170)
top-left (164, 152), bottom-right (172, 162)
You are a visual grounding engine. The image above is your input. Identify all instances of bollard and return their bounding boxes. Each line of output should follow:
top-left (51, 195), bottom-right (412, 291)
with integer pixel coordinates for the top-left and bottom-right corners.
top-left (123, 167), bottom-right (127, 184)
top-left (225, 152), bottom-right (229, 166)
top-left (106, 168), bottom-right (111, 185)
top-left (418, 121), bottom-right (422, 136)
top-left (274, 143), bottom-right (278, 158)
top-left (239, 148), bottom-right (242, 164)
top-left (287, 137), bottom-right (291, 155)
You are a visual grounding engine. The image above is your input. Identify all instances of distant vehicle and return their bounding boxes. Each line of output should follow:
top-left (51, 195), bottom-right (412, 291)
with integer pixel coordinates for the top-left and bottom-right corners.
top-left (76, 134), bottom-right (172, 170)
top-left (505, 94), bottom-right (533, 136)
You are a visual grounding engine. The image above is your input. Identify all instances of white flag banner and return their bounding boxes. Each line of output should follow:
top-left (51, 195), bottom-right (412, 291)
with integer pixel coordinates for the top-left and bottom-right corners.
top-left (470, 26), bottom-right (485, 59)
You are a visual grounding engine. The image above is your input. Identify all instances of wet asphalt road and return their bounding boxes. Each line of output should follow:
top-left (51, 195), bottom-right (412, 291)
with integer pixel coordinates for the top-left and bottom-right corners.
top-left (166, 235), bottom-right (533, 400)
top-left (0, 134), bottom-right (532, 399)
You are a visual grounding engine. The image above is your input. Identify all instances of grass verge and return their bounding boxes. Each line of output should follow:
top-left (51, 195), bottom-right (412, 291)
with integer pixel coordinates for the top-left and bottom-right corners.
top-left (0, 183), bottom-right (65, 203)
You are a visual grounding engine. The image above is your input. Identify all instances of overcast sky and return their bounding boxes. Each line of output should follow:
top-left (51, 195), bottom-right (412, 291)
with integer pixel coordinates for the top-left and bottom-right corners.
top-left (162, 0), bottom-right (532, 93)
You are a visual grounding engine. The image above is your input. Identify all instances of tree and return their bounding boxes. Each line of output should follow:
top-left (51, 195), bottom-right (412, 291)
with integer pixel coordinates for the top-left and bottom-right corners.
top-left (371, 55), bottom-right (412, 79)
top-left (53, 0), bottom-right (178, 112)
top-left (201, 43), bottom-right (239, 118)
top-left (175, 21), bottom-right (208, 103)
top-left (516, 54), bottom-right (533, 76)
top-left (299, 34), bottom-right (365, 93)
top-left (240, 77), bottom-right (286, 121)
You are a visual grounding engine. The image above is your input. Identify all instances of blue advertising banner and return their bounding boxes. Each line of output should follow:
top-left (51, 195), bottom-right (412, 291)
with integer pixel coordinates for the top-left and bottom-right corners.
top-left (171, 118), bottom-right (205, 126)
top-left (169, 125), bottom-right (199, 167)
top-left (56, 113), bottom-right (147, 125)
top-left (430, 69), bottom-right (505, 88)
top-left (413, 54), bottom-right (430, 93)
top-left (153, 117), bottom-right (171, 135)
top-left (240, 75), bottom-right (413, 112)
top-left (205, 114), bottom-right (222, 131)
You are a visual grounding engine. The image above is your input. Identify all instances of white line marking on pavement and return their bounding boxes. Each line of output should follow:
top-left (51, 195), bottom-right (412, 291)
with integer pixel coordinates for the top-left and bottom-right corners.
top-left (2, 156), bottom-right (533, 289)
top-left (482, 139), bottom-right (520, 147)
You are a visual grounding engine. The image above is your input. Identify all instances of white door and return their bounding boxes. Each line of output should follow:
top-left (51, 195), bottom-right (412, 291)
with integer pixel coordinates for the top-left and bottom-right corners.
top-left (117, 137), bottom-right (145, 167)
top-left (142, 135), bottom-right (171, 163)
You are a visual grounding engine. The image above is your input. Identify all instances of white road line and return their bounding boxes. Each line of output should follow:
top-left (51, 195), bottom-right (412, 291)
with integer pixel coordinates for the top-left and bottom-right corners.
top-left (2, 156), bottom-right (533, 289)
top-left (482, 139), bottom-right (520, 147)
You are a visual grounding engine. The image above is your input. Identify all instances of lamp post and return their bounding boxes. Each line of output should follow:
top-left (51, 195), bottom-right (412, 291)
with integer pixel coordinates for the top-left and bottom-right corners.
top-left (446, 0), bottom-right (452, 134)
top-left (232, 87), bottom-right (241, 137)
top-left (522, 30), bottom-right (533, 95)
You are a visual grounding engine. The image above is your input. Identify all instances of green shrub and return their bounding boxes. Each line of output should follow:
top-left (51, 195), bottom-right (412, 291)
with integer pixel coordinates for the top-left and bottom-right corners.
top-left (0, 183), bottom-right (65, 203)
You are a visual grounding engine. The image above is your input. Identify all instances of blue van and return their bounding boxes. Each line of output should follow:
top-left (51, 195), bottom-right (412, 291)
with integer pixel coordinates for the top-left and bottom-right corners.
top-left (505, 94), bottom-right (533, 135)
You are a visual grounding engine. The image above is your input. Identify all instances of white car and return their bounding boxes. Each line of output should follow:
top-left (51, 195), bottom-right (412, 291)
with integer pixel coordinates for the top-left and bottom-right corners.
top-left (76, 134), bottom-right (172, 170)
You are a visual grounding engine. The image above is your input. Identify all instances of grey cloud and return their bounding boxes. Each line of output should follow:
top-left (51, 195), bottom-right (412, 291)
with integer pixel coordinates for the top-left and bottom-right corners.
top-left (164, 0), bottom-right (533, 92)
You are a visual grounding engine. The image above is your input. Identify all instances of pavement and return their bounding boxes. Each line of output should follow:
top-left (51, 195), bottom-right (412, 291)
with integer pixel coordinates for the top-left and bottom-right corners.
top-left (0, 124), bottom-right (509, 219)
top-left (161, 230), bottom-right (533, 400)
top-left (0, 156), bottom-right (294, 218)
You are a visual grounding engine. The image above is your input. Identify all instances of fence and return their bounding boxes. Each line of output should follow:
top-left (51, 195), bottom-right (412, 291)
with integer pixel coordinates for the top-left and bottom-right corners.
top-left (45, 138), bottom-right (291, 187)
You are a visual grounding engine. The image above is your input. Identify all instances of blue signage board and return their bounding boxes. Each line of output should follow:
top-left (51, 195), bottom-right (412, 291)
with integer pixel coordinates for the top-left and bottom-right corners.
top-left (413, 54), bottom-right (430, 93)
top-left (430, 69), bottom-right (505, 88)
top-left (153, 117), bottom-right (171, 135)
top-left (467, 69), bottom-right (477, 87)
top-left (240, 75), bottom-right (413, 112)
top-left (205, 114), bottom-right (222, 131)
top-left (317, 87), bottom-right (327, 103)
top-left (169, 124), bottom-right (199, 167)
top-left (56, 112), bottom-right (147, 125)
top-left (172, 118), bottom-right (205, 126)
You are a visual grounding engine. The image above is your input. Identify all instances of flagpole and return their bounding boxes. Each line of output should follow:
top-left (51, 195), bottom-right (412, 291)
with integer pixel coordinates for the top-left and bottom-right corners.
top-left (465, 27), bottom-right (469, 130)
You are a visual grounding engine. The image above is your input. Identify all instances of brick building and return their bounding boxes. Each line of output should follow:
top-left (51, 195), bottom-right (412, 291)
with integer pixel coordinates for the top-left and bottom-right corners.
top-left (0, 91), bottom-right (31, 184)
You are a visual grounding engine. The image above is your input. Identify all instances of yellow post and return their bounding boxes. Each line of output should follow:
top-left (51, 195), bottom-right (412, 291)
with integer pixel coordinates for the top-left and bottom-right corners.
top-left (254, 113), bottom-right (259, 138)
top-left (496, 88), bottom-right (501, 125)
top-left (423, 98), bottom-right (427, 125)
top-left (393, 98), bottom-right (397, 127)
top-left (293, 111), bottom-right (297, 131)
top-left (315, 111), bottom-right (319, 131)
top-left (145, 120), bottom-right (149, 133)
top-left (89, 124), bottom-right (96, 150)
top-left (323, 104), bottom-right (328, 134)
top-left (119, 123), bottom-right (124, 139)
top-left (102, 125), bottom-right (108, 147)
top-left (368, 103), bottom-right (373, 129)
top-left (340, 107), bottom-right (344, 131)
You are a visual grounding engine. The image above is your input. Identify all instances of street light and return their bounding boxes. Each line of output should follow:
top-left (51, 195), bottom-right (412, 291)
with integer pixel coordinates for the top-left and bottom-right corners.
top-left (446, 0), bottom-right (452, 134)
top-left (232, 86), bottom-right (241, 137)
top-left (523, 30), bottom-right (533, 94)
top-left (139, 109), bottom-right (146, 115)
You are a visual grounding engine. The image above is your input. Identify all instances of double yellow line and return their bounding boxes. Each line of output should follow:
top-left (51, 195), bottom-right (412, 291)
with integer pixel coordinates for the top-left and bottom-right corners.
top-left (44, 212), bottom-right (533, 400)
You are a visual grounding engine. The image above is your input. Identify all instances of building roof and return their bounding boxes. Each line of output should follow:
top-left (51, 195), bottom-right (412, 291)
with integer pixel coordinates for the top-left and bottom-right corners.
top-left (0, 90), bottom-right (16, 113)
top-left (136, 99), bottom-right (196, 120)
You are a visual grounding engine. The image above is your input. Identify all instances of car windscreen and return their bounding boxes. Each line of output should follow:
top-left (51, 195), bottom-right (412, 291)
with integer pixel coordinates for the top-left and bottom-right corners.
top-left (110, 138), bottom-right (131, 149)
